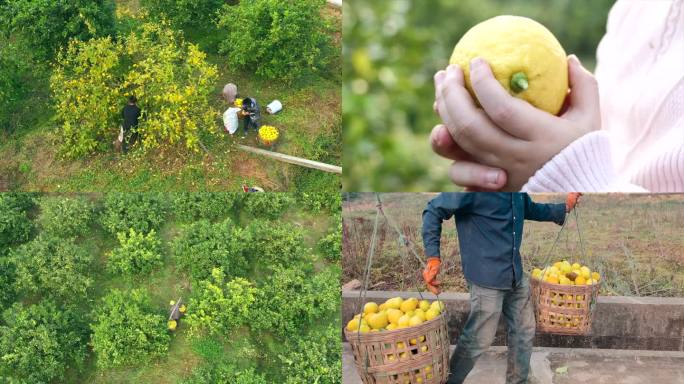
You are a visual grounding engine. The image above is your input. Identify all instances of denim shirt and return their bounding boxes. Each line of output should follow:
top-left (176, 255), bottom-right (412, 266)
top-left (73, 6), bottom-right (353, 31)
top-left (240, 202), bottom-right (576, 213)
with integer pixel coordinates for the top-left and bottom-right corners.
top-left (422, 193), bottom-right (566, 290)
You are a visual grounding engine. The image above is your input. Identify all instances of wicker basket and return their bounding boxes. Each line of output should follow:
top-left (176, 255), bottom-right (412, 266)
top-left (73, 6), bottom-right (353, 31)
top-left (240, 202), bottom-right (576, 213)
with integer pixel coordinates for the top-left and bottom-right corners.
top-left (530, 277), bottom-right (601, 335)
top-left (345, 314), bottom-right (450, 384)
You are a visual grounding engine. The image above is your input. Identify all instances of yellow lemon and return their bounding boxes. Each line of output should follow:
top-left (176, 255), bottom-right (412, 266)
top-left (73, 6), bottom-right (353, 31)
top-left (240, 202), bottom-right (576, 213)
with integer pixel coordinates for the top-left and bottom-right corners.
top-left (378, 303), bottom-right (387, 311)
top-left (572, 263), bottom-right (581, 270)
top-left (420, 345), bottom-right (429, 352)
top-left (397, 341), bottom-right (406, 349)
top-left (414, 309), bottom-right (426, 321)
top-left (385, 297), bottom-right (403, 310)
top-left (425, 365), bottom-right (433, 373)
top-left (419, 300), bottom-right (431, 311)
top-left (346, 318), bottom-right (360, 331)
top-left (409, 315), bottom-right (424, 327)
top-left (400, 298), bottom-right (418, 313)
top-left (368, 311), bottom-right (388, 329)
top-left (364, 302), bottom-right (378, 315)
top-left (398, 314), bottom-right (411, 328)
top-left (386, 323), bottom-right (397, 331)
top-left (425, 308), bottom-right (439, 321)
top-left (450, 15), bottom-right (568, 115)
top-left (575, 275), bottom-right (587, 285)
top-left (359, 324), bottom-right (371, 333)
top-left (545, 275), bottom-right (559, 284)
top-left (387, 308), bottom-right (403, 325)
top-left (580, 266), bottom-right (591, 279)
top-left (430, 301), bottom-right (445, 313)
top-left (591, 272), bottom-right (601, 281)
top-left (553, 261), bottom-right (562, 269)
top-left (532, 268), bottom-right (542, 279)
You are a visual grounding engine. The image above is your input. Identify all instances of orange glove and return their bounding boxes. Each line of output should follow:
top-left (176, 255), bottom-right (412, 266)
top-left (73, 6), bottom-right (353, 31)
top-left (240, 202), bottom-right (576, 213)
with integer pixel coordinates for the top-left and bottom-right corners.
top-left (566, 192), bottom-right (582, 212)
top-left (422, 257), bottom-right (441, 295)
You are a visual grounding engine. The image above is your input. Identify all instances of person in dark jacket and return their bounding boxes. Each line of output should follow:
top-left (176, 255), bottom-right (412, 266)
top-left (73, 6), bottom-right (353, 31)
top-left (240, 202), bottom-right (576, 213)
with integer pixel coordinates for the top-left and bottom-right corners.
top-left (121, 96), bottom-right (141, 153)
top-left (421, 192), bottom-right (580, 384)
top-left (239, 97), bottom-right (261, 138)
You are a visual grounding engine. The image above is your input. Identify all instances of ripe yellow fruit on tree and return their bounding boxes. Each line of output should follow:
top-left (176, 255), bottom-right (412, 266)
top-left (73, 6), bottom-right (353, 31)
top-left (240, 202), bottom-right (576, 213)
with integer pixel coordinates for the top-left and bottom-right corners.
top-left (449, 15), bottom-right (568, 115)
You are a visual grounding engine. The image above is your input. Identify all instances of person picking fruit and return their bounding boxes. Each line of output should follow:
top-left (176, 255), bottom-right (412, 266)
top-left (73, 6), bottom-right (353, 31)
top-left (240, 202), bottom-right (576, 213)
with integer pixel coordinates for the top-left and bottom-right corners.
top-left (421, 192), bottom-right (580, 384)
top-left (431, 2), bottom-right (684, 192)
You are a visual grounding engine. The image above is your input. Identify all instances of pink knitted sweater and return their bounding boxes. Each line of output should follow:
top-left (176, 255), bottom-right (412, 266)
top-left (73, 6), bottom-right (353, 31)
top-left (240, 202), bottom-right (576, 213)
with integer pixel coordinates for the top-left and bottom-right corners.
top-left (523, 0), bottom-right (684, 192)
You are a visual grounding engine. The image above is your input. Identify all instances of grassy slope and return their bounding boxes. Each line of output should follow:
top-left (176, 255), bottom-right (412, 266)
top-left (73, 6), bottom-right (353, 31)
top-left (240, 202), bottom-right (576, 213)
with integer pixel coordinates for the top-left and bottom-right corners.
top-left (0, 1), bottom-right (341, 192)
top-left (342, 193), bottom-right (684, 297)
top-left (45, 199), bottom-right (335, 383)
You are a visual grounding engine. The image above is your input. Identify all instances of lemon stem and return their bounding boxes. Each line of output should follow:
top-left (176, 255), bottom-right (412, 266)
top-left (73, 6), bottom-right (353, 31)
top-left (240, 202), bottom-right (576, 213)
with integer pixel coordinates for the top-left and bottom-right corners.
top-left (510, 72), bottom-right (528, 93)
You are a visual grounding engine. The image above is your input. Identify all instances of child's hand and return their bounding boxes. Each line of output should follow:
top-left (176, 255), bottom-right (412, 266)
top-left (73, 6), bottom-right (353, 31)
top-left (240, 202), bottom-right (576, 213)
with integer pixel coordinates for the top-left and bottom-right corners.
top-left (432, 55), bottom-right (600, 190)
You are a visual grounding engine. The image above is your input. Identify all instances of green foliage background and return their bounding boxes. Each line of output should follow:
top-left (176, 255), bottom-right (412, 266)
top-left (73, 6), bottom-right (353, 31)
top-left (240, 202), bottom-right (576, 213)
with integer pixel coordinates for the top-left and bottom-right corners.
top-left (0, 192), bottom-right (341, 384)
top-left (343, 0), bottom-right (615, 191)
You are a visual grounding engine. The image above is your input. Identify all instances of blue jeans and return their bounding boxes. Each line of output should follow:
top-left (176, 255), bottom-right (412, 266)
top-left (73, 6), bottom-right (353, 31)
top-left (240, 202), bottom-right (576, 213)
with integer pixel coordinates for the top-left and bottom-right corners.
top-left (448, 278), bottom-right (535, 384)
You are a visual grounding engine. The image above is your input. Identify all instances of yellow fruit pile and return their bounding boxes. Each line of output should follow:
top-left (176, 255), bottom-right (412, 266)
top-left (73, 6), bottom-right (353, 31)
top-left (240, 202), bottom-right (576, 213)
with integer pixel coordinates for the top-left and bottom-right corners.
top-left (168, 320), bottom-right (177, 331)
top-left (258, 125), bottom-right (279, 143)
top-left (531, 260), bottom-right (600, 286)
top-left (235, 98), bottom-right (243, 108)
top-left (346, 297), bottom-right (444, 333)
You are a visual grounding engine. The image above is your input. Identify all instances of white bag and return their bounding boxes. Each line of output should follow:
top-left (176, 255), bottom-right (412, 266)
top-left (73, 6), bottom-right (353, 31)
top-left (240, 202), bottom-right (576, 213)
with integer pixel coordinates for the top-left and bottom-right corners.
top-left (266, 100), bottom-right (282, 114)
top-left (223, 107), bottom-right (241, 134)
top-left (118, 126), bottom-right (124, 142)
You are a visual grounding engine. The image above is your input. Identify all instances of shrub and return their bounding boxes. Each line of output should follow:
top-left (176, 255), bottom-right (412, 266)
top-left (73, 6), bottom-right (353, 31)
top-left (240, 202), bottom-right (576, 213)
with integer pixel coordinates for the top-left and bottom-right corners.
top-left (51, 20), bottom-right (219, 158)
top-left (242, 193), bottom-right (294, 219)
top-left (250, 265), bottom-right (339, 337)
top-left (182, 363), bottom-right (267, 384)
top-left (141, 0), bottom-right (226, 27)
top-left (51, 36), bottom-right (123, 158)
top-left (317, 214), bottom-right (341, 262)
top-left (172, 193), bottom-right (240, 222)
top-left (0, 257), bottom-right (17, 309)
top-left (0, 194), bottom-right (34, 251)
top-left (0, 42), bottom-right (29, 132)
top-left (0, 300), bottom-right (88, 383)
top-left (91, 288), bottom-right (170, 369)
top-left (11, 235), bottom-right (92, 299)
top-left (217, 0), bottom-right (333, 83)
top-left (185, 268), bottom-right (257, 337)
top-left (245, 220), bottom-right (306, 268)
top-left (280, 324), bottom-right (341, 384)
top-left (172, 219), bottom-right (249, 282)
top-left (297, 191), bottom-right (342, 214)
top-left (107, 228), bottom-right (163, 276)
top-left (101, 193), bottom-right (167, 235)
top-left (0, 0), bottom-right (116, 59)
top-left (38, 196), bottom-right (95, 237)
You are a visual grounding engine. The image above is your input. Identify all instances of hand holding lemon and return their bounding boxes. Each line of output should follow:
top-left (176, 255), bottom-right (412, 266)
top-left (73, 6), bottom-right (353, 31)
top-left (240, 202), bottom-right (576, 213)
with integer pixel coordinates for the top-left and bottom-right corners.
top-left (432, 16), bottom-right (601, 191)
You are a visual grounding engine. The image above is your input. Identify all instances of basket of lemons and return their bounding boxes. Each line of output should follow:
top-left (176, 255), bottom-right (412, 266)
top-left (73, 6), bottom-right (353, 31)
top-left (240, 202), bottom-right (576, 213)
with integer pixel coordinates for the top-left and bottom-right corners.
top-left (345, 297), bottom-right (449, 384)
top-left (234, 98), bottom-right (243, 108)
top-left (258, 125), bottom-right (279, 146)
top-left (530, 260), bottom-right (601, 335)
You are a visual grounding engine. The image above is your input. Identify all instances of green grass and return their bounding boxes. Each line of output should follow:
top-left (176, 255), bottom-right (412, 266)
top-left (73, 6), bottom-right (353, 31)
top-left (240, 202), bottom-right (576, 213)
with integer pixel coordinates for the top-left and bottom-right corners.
top-left (343, 193), bottom-right (684, 297)
top-left (0, 0), bottom-right (341, 192)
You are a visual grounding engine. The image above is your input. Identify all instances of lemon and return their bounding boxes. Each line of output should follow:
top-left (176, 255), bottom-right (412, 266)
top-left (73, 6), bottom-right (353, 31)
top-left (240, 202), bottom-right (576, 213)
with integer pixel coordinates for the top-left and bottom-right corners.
top-left (368, 311), bottom-right (389, 329)
top-left (450, 15), bottom-right (568, 115)
top-left (419, 300), bottom-right (431, 311)
top-left (385, 297), bottom-right (403, 310)
top-left (575, 275), bottom-right (587, 285)
top-left (400, 298), bottom-right (418, 313)
top-left (387, 308), bottom-right (403, 325)
top-left (386, 323), bottom-right (397, 331)
top-left (409, 315), bottom-right (424, 327)
top-left (397, 314), bottom-right (411, 328)
top-left (425, 308), bottom-right (439, 321)
top-left (414, 309), bottom-right (426, 321)
top-left (591, 272), bottom-right (601, 281)
top-left (363, 302), bottom-right (378, 315)
top-left (346, 318), bottom-right (360, 331)
top-left (430, 301), bottom-right (445, 313)
top-left (359, 324), bottom-right (371, 333)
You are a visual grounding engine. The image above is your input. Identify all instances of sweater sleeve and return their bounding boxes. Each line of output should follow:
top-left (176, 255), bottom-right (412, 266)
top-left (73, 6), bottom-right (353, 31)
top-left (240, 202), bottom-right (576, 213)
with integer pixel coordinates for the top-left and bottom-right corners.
top-left (521, 131), bottom-right (647, 192)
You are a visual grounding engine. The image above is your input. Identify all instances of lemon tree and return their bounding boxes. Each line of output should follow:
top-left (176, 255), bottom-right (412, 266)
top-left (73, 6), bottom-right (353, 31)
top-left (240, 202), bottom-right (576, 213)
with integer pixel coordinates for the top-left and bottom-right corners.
top-left (38, 196), bottom-right (95, 238)
top-left (185, 268), bottom-right (258, 337)
top-left (450, 15), bottom-right (568, 115)
top-left (0, 300), bottom-right (88, 383)
top-left (51, 21), bottom-right (219, 158)
top-left (107, 228), bottom-right (163, 276)
top-left (90, 288), bottom-right (170, 369)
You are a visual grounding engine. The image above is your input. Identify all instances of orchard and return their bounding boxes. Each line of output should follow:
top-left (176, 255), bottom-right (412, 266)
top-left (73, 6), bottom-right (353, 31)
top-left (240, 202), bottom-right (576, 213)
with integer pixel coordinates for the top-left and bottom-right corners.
top-left (0, 0), bottom-right (341, 192)
top-left (0, 192), bottom-right (341, 383)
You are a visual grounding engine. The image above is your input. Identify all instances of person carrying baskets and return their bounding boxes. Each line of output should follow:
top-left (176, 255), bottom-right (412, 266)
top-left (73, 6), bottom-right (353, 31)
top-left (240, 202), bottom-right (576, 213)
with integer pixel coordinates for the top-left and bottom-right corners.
top-left (421, 192), bottom-right (580, 384)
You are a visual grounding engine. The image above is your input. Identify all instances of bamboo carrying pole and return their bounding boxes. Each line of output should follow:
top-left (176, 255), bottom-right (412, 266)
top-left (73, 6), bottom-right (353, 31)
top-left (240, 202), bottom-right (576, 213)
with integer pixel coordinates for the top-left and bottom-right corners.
top-left (236, 144), bottom-right (342, 174)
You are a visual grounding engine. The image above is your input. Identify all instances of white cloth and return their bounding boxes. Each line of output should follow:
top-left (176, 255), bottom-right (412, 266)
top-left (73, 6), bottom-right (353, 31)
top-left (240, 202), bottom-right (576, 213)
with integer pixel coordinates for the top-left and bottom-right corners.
top-left (223, 107), bottom-right (241, 134)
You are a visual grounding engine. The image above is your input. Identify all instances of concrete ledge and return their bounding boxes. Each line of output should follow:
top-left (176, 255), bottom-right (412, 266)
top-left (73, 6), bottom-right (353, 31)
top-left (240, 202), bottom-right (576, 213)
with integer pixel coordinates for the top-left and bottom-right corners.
top-left (342, 291), bottom-right (684, 351)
